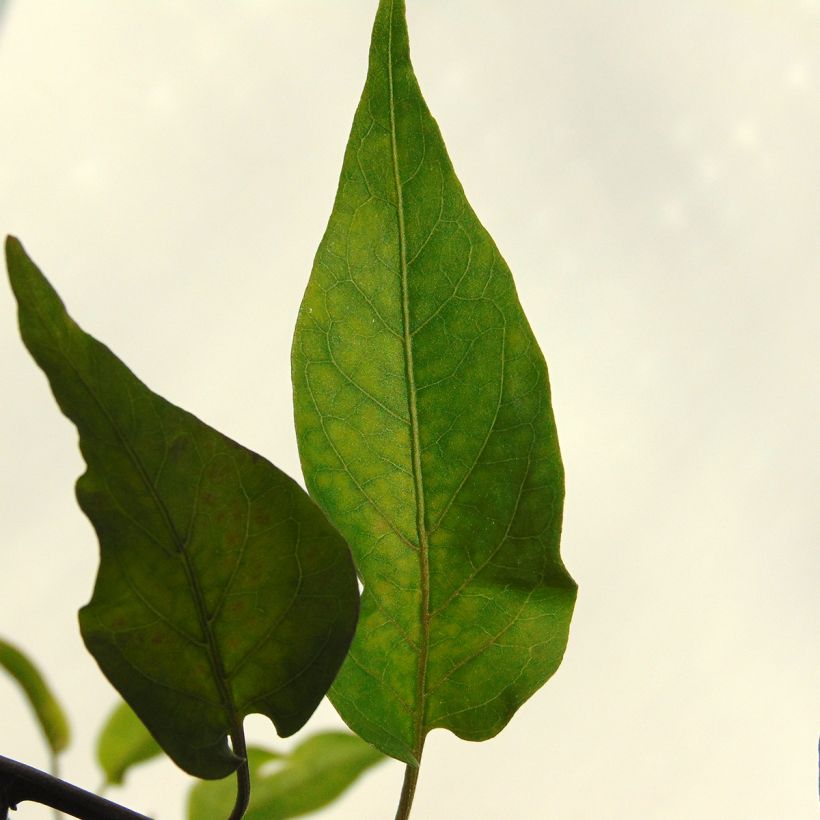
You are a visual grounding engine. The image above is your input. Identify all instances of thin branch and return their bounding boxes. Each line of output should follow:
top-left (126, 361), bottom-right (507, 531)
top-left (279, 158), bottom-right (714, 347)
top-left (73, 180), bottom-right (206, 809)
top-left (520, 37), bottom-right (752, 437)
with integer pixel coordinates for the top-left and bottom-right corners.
top-left (0, 755), bottom-right (152, 820)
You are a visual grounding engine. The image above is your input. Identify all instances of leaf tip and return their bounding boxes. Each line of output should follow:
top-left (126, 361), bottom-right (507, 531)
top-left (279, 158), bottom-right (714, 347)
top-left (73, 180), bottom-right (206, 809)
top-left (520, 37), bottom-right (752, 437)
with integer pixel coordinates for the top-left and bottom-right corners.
top-left (5, 234), bottom-right (24, 268)
top-left (4, 234), bottom-right (38, 299)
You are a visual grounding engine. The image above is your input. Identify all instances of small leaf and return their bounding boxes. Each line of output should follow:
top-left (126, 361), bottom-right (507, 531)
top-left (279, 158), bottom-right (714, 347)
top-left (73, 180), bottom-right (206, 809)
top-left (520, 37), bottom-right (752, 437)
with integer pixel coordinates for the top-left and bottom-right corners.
top-left (96, 701), bottom-right (163, 786)
top-left (292, 0), bottom-right (576, 765)
top-left (188, 733), bottom-right (384, 820)
top-left (6, 236), bottom-right (360, 780)
top-left (0, 637), bottom-right (70, 755)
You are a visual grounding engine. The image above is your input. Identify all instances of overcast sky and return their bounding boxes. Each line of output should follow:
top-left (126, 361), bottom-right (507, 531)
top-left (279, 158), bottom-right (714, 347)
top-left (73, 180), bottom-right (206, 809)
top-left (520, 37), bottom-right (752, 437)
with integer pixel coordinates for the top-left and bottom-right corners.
top-left (0, 2), bottom-right (818, 819)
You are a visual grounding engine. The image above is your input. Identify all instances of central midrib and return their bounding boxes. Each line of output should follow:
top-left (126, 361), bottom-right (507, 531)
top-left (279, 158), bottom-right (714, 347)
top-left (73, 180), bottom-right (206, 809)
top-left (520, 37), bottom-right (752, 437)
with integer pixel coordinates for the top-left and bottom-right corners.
top-left (386, 0), bottom-right (431, 763)
top-left (117, 423), bottom-right (239, 731)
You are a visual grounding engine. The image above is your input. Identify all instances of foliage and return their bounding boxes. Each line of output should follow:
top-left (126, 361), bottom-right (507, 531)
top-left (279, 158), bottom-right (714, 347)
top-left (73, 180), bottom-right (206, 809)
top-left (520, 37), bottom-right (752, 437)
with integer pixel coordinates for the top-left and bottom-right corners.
top-left (188, 733), bottom-right (384, 820)
top-left (0, 657), bottom-right (382, 818)
top-left (0, 638), bottom-right (70, 757)
top-left (2, 1), bottom-right (574, 817)
top-left (7, 236), bottom-right (359, 784)
top-left (96, 702), bottom-right (162, 788)
top-left (293, 0), bottom-right (576, 774)
top-left (95, 702), bottom-right (384, 816)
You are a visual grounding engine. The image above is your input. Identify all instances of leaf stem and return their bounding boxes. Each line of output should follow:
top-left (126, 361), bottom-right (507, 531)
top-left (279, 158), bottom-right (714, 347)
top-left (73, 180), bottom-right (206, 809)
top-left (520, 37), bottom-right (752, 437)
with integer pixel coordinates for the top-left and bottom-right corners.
top-left (0, 754), bottom-right (151, 820)
top-left (227, 727), bottom-right (250, 820)
top-left (49, 751), bottom-right (63, 820)
top-left (394, 762), bottom-right (421, 820)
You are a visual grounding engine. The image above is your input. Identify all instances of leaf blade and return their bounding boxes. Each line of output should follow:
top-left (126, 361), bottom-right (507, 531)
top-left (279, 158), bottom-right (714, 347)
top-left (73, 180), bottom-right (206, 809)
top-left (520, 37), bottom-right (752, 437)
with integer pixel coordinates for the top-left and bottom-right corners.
top-left (7, 236), bottom-right (360, 779)
top-left (0, 637), bottom-right (70, 755)
top-left (292, 0), bottom-right (576, 764)
top-left (96, 701), bottom-right (163, 787)
top-left (187, 733), bottom-right (384, 820)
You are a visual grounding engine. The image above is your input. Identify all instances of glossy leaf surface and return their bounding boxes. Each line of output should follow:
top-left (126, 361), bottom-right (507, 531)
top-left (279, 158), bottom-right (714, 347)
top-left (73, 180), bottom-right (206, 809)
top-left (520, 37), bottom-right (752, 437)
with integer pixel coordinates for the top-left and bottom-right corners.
top-left (96, 702), bottom-right (162, 786)
top-left (7, 236), bottom-right (360, 779)
top-left (188, 733), bottom-right (384, 820)
top-left (292, 0), bottom-right (576, 764)
top-left (0, 637), bottom-right (70, 755)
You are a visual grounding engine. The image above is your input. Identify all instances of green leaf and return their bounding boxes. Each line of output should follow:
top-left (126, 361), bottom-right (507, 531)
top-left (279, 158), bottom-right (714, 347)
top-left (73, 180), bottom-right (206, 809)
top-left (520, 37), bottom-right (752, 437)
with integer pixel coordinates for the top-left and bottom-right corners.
top-left (292, 0), bottom-right (576, 765)
top-left (0, 637), bottom-right (70, 755)
top-left (96, 701), bottom-right (163, 786)
top-left (188, 733), bottom-right (384, 820)
top-left (6, 236), bottom-right (360, 780)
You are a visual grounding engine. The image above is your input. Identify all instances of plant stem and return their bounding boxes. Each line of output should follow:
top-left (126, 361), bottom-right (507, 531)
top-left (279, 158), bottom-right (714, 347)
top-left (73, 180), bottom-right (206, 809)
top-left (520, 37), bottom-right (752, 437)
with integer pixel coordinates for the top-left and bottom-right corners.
top-left (227, 727), bottom-right (251, 820)
top-left (394, 762), bottom-right (421, 820)
top-left (0, 754), bottom-right (151, 820)
top-left (49, 752), bottom-right (63, 820)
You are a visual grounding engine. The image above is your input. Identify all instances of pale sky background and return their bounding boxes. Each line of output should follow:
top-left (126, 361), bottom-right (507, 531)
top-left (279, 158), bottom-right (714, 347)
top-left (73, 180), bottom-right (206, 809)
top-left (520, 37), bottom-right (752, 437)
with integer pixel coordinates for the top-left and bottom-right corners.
top-left (0, 2), bottom-right (818, 818)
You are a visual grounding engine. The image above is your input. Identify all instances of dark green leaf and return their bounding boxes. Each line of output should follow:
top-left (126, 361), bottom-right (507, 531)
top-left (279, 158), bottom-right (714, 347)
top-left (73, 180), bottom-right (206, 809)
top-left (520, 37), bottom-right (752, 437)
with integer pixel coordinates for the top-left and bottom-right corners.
top-left (292, 0), bottom-right (576, 765)
top-left (96, 701), bottom-right (163, 786)
top-left (6, 236), bottom-right (360, 780)
top-left (0, 637), bottom-right (70, 755)
top-left (188, 733), bottom-right (384, 820)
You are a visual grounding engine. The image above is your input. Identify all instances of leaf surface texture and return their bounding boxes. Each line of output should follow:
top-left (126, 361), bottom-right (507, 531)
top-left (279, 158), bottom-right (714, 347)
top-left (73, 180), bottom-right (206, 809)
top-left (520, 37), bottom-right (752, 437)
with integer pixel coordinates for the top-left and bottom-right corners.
top-left (7, 237), bottom-right (359, 779)
top-left (292, 0), bottom-right (576, 764)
